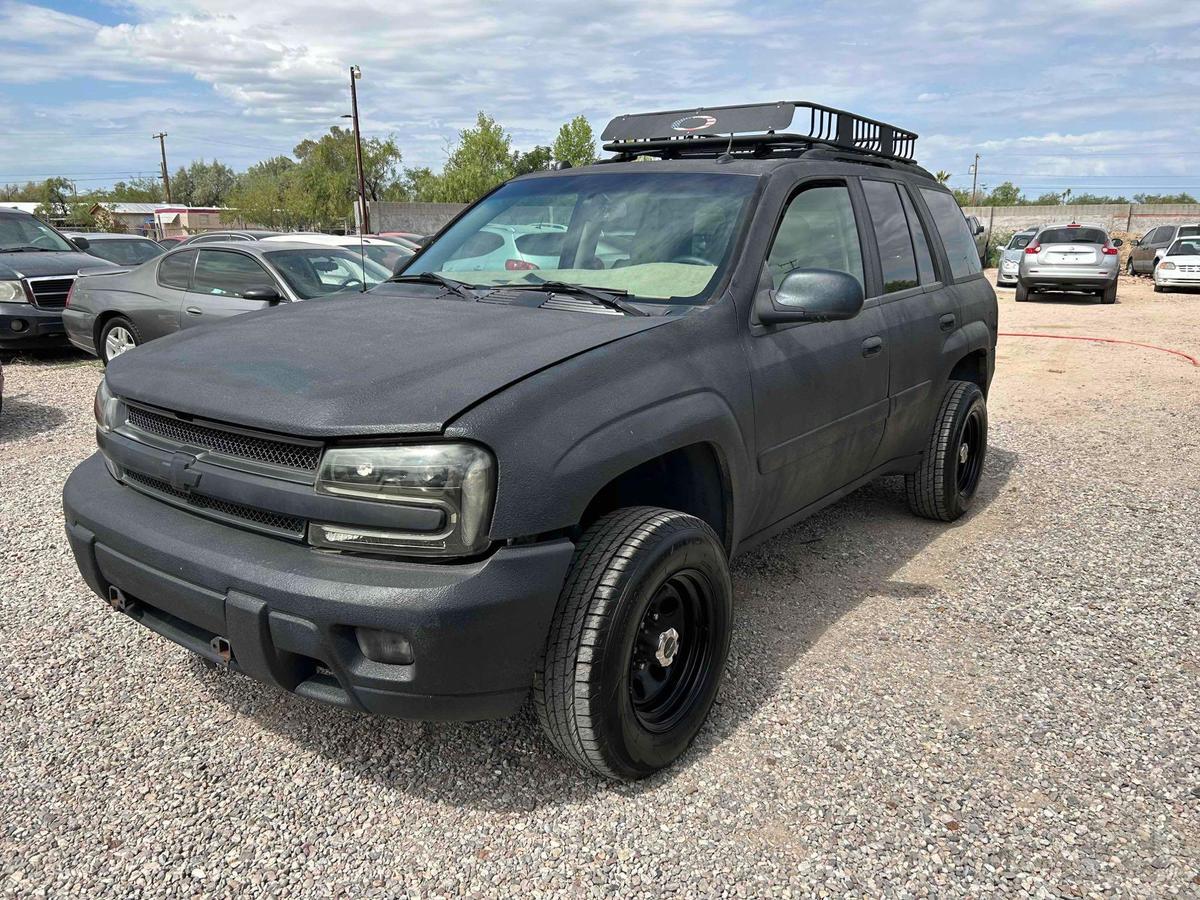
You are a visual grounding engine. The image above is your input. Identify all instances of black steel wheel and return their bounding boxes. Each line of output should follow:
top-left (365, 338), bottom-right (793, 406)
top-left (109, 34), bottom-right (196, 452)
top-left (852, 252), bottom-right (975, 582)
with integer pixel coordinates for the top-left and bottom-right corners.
top-left (906, 380), bottom-right (988, 522)
top-left (535, 507), bottom-right (732, 780)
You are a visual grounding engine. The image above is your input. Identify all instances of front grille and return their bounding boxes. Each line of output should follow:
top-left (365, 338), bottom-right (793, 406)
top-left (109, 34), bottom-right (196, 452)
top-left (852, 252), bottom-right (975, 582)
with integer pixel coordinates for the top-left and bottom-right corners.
top-left (126, 405), bottom-right (321, 472)
top-left (1178, 265), bottom-right (1200, 273)
top-left (26, 276), bottom-right (75, 309)
top-left (123, 470), bottom-right (306, 538)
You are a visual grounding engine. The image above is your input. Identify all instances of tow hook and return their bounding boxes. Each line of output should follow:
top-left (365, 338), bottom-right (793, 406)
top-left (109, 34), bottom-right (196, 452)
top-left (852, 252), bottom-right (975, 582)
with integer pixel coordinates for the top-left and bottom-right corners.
top-left (107, 585), bottom-right (134, 613)
top-left (209, 636), bottom-right (232, 669)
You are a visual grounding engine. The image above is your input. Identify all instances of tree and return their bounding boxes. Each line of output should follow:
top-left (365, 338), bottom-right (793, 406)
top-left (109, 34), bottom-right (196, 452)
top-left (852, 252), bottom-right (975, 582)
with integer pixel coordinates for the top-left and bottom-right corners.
top-left (171, 159), bottom-right (237, 207)
top-left (512, 146), bottom-right (552, 176)
top-left (934, 170), bottom-right (952, 185)
top-left (108, 177), bottom-right (163, 203)
top-left (34, 177), bottom-right (74, 220)
top-left (430, 112), bottom-right (515, 203)
top-left (392, 166), bottom-right (441, 202)
top-left (552, 115), bottom-right (597, 168)
top-left (290, 127), bottom-right (403, 226)
top-left (1133, 192), bottom-right (1197, 204)
top-left (984, 181), bottom-right (1023, 206)
top-left (227, 156), bottom-right (301, 229)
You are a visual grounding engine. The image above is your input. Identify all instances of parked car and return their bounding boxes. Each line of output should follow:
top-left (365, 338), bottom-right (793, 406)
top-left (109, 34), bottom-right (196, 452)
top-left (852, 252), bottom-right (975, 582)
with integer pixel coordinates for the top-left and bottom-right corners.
top-left (439, 222), bottom-right (573, 272)
top-left (1016, 223), bottom-right (1122, 303)
top-left (262, 233), bottom-right (414, 274)
top-left (62, 100), bottom-right (997, 779)
top-left (1153, 238), bottom-right (1200, 293)
top-left (370, 234), bottom-right (422, 252)
top-left (63, 240), bottom-right (391, 363)
top-left (0, 207), bottom-right (103, 350)
top-left (157, 236), bottom-right (187, 249)
top-left (965, 214), bottom-right (988, 264)
top-left (176, 229), bottom-right (282, 247)
top-left (1128, 223), bottom-right (1200, 275)
top-left (378, 231), bottom-right (428, 246)
top-left (995, 228), bottom-right (1038, 287)
top-left (64, 232), bottom-right (165, 267)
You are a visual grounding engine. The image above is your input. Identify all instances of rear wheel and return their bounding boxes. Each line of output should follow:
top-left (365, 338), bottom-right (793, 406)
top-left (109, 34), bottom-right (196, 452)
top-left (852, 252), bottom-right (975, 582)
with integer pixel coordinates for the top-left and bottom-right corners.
top-left (99, 316), bottom-right (140, 365)
top-left (535, 507), bottom-right (732, 780)
top-left (1015, 283), bottom-right (1030, 302)
top-left (1127, 257), bottom-right (1136, 276)
top-left (1101, 281), bottom-right (1117, 304)
top-left (906, 380), bottom-right (988, 522)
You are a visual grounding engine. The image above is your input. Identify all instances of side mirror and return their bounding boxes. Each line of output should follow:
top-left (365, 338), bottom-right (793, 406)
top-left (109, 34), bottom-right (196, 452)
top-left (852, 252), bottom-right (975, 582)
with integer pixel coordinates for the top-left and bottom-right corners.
top-left (243, 287), bottom-right (282, 304)
top-left (756, 269), bottom-right (865, 326)
top-left (1130, 239), bottom-right (1140, 246)
top-left (1111, 238), bottom-right (1124, 248)
top-left (71, 236), bottom-right (90, 250)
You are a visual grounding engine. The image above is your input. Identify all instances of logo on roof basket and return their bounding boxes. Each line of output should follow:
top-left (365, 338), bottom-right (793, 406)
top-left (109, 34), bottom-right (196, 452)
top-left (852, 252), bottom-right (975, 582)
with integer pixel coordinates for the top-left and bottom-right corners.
top-left (671, 115), bottom-right (718, 133)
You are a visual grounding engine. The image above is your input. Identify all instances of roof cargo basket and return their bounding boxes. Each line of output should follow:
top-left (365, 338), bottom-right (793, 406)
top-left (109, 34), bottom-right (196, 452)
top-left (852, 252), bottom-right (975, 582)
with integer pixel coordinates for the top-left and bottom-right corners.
top-left (601, 101), bottom-right (918, 163)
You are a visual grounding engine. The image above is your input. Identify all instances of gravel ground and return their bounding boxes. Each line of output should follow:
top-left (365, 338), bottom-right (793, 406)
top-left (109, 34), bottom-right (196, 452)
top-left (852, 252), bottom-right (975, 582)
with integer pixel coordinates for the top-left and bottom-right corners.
top-left (1, 273), bottom-right (1197, 897)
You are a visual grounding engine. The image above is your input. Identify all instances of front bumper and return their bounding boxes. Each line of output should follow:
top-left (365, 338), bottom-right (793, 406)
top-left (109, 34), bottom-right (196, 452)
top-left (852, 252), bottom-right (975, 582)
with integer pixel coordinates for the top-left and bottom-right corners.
top-left (0, 301), bottom-right (68, 349)
top-left (1154, 273), bottom-right (1200, 289)
top-left (996, 265), bottom-right (1019, 285)
top-left (63, 453), bottom-right (576, 720)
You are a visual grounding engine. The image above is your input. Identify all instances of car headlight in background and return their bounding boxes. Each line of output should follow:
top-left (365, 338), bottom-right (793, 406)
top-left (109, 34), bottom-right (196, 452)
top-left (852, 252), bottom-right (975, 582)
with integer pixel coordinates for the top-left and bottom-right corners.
top-left (0, 280), bottom-right (26, 303)
top-left (310, 443), bottom-right (496, 557)
top-left (93, 378), bottom-right (127, 434)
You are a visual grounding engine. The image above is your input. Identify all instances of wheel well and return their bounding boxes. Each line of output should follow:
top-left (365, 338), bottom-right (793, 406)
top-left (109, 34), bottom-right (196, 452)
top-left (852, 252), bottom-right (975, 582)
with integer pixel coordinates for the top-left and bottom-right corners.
top-left (93, 310), bottom-right (122, 348)
top-left (949, 349), bottom-right (989, 397)
top-left (581, 443), bottom-right (732, 554)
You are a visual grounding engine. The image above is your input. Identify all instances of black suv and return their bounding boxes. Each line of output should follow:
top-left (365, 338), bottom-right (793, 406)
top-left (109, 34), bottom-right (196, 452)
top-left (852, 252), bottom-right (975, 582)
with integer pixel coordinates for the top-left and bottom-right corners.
top-left (63, 102), bottom-right (997, 779)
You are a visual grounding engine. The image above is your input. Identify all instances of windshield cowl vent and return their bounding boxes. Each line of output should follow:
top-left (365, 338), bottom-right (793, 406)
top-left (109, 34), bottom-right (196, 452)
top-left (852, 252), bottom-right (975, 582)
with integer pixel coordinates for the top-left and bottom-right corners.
top-left (540, 294), bottom-right (625, 316)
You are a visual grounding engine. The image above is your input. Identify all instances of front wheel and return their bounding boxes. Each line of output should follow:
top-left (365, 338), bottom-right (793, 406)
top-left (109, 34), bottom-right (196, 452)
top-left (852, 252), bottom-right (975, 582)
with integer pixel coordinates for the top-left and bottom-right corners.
top-left (534, 507), bottom-right (732, 780)
top-left (99, 316), bottom-right (140, 365)
top-left (1127, 258), bottom-right (1136, 276)
top-left (906, 380), bottom-right (988, 522)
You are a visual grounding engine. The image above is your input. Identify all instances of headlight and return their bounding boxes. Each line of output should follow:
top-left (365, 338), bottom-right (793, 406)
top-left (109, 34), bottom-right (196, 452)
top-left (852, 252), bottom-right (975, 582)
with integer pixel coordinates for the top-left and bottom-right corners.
top-left (93, 379), bottom-right (126, 434)
top-left (0, 280), bottom-right (26, 303)
top-left (1158, 261), bottom-right (1176, 270)
top-left (310, 443), bottom-right (496, 557)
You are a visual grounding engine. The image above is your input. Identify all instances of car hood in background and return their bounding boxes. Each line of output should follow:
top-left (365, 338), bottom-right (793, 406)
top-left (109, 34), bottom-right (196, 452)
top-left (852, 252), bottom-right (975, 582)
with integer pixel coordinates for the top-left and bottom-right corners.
top-left (105, 289), bottom-right (677, 436)
top-left (0, 250), bottom-right (104, 280)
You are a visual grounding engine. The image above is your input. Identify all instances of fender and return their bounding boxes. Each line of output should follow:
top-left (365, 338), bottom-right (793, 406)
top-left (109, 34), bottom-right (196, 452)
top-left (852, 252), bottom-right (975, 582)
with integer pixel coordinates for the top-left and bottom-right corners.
top-left (939, 318), bottom-right (993, 382)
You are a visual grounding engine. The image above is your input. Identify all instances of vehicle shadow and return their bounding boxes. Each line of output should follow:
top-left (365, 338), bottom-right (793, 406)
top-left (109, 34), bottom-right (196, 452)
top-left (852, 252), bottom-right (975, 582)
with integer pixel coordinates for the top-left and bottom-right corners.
top-left (0, 397), bottom-right (68, 444)
top-left (194, 445), bottom-right (1018, 808)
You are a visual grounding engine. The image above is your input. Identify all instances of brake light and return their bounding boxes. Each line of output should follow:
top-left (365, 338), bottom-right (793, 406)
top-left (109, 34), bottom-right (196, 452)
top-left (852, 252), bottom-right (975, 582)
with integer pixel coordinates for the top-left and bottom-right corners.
top-left (1024, 244), bottom-right (1040, 255)
top-left (1067, 223), bottom-right (1081, 228)
top-left (65, 278), bottom-right (77, 307)
top-left (1101, 246), bottom-right (1119, 256)
top-left (505, 258), bottom-right (538, 271)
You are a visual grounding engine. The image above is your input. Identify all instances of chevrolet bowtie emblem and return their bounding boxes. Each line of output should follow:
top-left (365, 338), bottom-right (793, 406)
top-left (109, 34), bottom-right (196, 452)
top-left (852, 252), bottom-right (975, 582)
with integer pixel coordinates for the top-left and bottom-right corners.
top-left (167, 450), bottom-right (203, 493)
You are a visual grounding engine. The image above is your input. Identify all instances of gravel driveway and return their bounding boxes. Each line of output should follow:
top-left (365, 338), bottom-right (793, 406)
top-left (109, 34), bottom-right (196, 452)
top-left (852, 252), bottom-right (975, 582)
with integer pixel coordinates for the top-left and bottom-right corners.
top-left (2, 273), bottom-right (1197, 896)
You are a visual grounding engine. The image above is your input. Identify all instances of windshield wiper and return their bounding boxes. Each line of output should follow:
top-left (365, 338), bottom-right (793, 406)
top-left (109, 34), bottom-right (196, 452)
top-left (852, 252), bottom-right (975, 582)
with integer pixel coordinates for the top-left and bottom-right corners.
top-left (503, 279), bottom-right (648, 316)
top-left (0, 246), bottom-right (54, 253)
top-left (387, 272), bottom-right (477, 301)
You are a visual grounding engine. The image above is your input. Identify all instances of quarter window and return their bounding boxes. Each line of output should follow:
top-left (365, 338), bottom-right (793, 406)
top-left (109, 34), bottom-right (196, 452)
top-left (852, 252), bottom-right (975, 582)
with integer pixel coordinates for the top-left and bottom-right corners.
top-left (192, 250), bottom-right (276, 298)
top-left (157, 250), bottom-right (196, 289)
top-left (900, 188), bottom-right (937, 284)
top-left (766, 184), bottom-right (864, 291)
top-left (920, 189), bottom-right (983, 280)
top-left (863, 180), bottom-right (918, 293)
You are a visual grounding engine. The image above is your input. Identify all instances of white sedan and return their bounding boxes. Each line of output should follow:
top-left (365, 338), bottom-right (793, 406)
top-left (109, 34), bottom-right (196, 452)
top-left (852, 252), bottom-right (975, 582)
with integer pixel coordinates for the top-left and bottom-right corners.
top-left (263, 233), bottom-right (413, 273)
top-left (1154, 239), bottom-right (1200, 293)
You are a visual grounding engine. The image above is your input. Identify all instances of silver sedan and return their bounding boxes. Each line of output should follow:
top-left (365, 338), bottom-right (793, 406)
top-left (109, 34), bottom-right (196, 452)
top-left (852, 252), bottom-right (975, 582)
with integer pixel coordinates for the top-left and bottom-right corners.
top-left (995, 228), bottom-right (1038, 287)
top-left (1016, 223), bottom-right (1122, 304)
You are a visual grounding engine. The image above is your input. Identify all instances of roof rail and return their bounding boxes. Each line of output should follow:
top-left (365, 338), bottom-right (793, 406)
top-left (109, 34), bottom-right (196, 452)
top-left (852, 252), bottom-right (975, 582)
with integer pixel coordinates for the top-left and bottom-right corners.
top-left (601, 101), bottom-right (918, 164)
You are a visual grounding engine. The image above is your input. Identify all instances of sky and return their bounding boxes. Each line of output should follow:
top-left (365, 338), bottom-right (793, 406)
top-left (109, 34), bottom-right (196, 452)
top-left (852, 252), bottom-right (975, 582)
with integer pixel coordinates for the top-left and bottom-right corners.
top-left (1, 0), bottom-right (1198, 199)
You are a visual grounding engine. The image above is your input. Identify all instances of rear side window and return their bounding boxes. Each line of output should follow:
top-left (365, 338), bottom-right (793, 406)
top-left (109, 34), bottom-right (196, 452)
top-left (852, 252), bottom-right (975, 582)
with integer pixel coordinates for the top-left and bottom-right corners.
top-left (1179, 225), bottom-right (1200, 238)
top-left (515, 231), bottom-right (567, 256)
top-left (766, 184), bottom-right (864, 291)
top-left (157, 250), bottom-right (196, 289)
top-left (863, 180), bottom-right (918, 293)
top-left (920, 189), bottom-right (982, 280)
top-left (900, 189), bottom-right (937, 285)
top-left (1152, 226), bottom-right (1174, 243)
top-left (448, 231), bottom-right (505, 261)
top-left (193, 250), bottom-right (275, 298)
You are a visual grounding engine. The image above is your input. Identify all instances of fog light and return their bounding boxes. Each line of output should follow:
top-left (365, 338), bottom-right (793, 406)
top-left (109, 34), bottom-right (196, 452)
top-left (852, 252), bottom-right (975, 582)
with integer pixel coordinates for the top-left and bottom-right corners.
top-left (10, 319), bottom-right (27, 332)
top-left (355, 627), bottom-right (414, 665)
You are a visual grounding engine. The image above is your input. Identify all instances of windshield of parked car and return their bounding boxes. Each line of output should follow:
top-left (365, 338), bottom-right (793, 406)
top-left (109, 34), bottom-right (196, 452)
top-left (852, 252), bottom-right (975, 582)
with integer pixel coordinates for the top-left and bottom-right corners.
top-left (404, 171), bottom-right (759, 304)
top-left (1038, 227), bottom-right (1106, 245)
top-left (85, 238), bottom-right (165, 266)
top-left (1166, 240), bottom-right (1200, 257)
top-left (0, 214), bottom-right (75, 253)
top-left (1007, 233), bottom-right (1035, 250)
top-left (1178, 226), bottom-right (1200, 238)
top-left (265, 248), bottom-right (392, 299)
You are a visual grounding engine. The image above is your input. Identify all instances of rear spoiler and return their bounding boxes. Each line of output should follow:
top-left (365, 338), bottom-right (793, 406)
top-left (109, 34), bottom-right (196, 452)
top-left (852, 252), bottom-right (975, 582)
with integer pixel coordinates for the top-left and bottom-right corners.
top-left (76, 264), bottom-right (131, 277)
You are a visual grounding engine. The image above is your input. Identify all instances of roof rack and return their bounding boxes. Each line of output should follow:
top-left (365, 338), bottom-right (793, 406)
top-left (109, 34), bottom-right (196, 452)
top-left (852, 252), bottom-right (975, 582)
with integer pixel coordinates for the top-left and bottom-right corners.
top-left (601, 101), bottom-right (918, 164)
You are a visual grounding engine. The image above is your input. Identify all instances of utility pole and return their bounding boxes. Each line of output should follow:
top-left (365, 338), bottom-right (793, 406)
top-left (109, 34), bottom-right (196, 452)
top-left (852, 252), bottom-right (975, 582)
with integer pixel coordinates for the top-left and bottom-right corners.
top-left (348, 65), bottom-right (370, 234)
top-left (969, 153), bottom-right (980, 205)
top-left (153, 132), bottom-right (172, 203)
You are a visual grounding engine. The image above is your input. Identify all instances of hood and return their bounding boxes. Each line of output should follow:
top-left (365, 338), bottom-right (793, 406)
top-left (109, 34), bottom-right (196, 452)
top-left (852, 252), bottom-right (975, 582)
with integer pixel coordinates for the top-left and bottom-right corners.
top-left (106, 287), bottom-right (678, 437)
top-left (0, 250), bottom-right (104, 280)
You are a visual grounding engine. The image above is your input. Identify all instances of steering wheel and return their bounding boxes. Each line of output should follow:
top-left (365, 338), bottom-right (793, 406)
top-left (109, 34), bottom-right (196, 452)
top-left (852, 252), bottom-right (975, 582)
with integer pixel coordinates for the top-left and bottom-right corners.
top-left (339, 278), bottom-right (363, 289)
top-left (32, 235), bottom-right (60, 250)
top-left (669, 255), bottom-right (716, 267)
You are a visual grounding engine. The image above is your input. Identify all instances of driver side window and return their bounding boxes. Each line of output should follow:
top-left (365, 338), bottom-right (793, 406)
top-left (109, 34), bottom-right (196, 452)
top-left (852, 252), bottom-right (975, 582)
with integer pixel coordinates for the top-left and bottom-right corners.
top-left (192, 250), bottom-right (275, 298)
top-left (767, 184), bottom-right (864, 291)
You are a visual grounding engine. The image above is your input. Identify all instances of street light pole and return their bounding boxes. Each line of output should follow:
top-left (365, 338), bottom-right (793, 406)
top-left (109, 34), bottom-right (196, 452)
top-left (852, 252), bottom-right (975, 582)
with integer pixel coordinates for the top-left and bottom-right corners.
top-left (348, 65), bottom-right (370, 234)
top-left (153, 132), bottom-right (172, 203)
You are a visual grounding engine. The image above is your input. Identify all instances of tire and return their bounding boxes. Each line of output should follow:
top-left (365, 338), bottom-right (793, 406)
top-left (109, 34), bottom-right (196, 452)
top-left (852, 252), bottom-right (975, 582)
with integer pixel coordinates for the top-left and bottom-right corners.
top-left (1127, 258), bottom-right (1136, 276)
top-left (1101, 281), bottom-right (1117, 304)
top-left (99, 316), bottom-right (141, 365)
top-left (1015, 283), bottom-right (1030, 302)
top-left (534, 507), bottom-right (733, 780)
top-left (1154, 284), bottom-right (1164, 294)
top-left (906, 380), bottom-right (988, 522)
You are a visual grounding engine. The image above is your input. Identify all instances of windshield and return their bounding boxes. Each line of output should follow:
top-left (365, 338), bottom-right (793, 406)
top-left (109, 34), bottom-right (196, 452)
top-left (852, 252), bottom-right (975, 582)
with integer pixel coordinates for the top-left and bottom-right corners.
top-left (1167, 239), bottom-right (1200, 257)
top-left (1038, 227), bottom-right (1106, 245)
top-left (1007, 233), bottom-right (1035, 250)
top-left (265, 248), bottom-right (392, 299)
top-left (85, 238), bottom-right (165, 266)
top-left (405, 171), bottom-right (759, 303)
top-left (0, 214), bottom-right (75, 252)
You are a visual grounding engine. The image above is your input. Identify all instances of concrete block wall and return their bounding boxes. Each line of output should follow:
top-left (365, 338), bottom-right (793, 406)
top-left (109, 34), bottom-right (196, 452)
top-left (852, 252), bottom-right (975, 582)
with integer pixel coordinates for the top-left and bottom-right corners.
top-left (365, 201), bottom-right (467, 235)
top-left (962, 204), bottom-right (1200, 236)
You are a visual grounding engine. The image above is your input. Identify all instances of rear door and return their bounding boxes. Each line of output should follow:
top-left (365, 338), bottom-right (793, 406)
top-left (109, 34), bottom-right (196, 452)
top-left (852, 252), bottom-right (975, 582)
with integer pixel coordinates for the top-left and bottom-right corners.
top-left (180, 249), bottom-right (281, 329)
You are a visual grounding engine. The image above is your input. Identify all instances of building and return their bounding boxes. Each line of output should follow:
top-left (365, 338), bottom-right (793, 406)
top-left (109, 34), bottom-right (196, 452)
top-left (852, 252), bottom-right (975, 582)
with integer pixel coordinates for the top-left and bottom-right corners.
top-left (89, 202), bottom-right (162, 236)
top-left (152, 206), bottom-right (236, 238)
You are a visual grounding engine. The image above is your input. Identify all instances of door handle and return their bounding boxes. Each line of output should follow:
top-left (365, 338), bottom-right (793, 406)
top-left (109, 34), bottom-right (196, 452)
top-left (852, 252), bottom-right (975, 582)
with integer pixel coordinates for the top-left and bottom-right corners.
top-left (185, 306), bottom-right (203, 316)
top-left (939, 313), bottom-right (956, 332)
top-left (861, 336), bottom-right (884, 358)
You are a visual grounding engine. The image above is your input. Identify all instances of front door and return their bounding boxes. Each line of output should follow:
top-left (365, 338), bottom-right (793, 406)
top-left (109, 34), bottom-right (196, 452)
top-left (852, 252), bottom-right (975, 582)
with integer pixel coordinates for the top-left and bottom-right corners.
top-left (741, 180), bottom-right (890, 532)
top-left (181, 249), bottom-right (280, 329)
